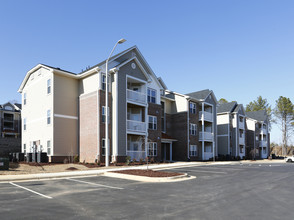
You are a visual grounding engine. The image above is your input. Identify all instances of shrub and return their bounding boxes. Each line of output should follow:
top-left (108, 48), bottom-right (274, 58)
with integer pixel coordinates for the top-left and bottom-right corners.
top-left (125, 156), bottom-right (131, 165)
top-left (74, 155), bottom-right (79, 163)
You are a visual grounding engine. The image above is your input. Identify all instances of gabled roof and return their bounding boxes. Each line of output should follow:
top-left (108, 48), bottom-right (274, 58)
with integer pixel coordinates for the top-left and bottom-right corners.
top-left (18, 46), bottom-right (163, 93)
top-left (217, 102), bottom-right (237, 113)
top-left (0, 102), bottom-right (21, 112)
top-left (185, 89), bottom-right (217, 104)
top-left (246, 110), bottom-right (267, 122)
top-left (186, 89), bottom-right (211, 100)
top-left (233, 104), bottom-right (245, 115)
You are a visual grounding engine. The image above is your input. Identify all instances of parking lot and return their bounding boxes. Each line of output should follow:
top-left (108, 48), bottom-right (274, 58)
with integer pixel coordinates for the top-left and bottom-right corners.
top-left (1, 162), bottom-right (294, 220)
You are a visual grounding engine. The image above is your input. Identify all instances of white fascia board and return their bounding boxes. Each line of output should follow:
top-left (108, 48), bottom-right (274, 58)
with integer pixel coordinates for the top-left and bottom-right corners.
top-left (161, 96), bottom-right (175, 102)
top-left (203, 90), bottom-right (217, 104)
top-left (157, 77), bottom-right (168, 90)
top-left (133, 46), bottom-right (163, 90)
top-left (18, 64), bottom-right (50, 93)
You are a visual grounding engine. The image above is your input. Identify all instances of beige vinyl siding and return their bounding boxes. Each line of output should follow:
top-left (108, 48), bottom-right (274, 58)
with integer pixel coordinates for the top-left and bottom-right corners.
top-left (53, 74), bottom-right (79, 156)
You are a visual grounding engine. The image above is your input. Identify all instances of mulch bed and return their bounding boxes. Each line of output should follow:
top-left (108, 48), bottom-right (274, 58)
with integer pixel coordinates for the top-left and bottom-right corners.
top-left (66, 167), bottom-right (79, 171)
top-left (111, 169), bottom-right (183, 177)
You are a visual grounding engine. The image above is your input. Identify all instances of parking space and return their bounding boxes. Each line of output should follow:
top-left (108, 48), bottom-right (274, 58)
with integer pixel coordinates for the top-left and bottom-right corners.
top-left (1, 163), bottom-right (294, 219)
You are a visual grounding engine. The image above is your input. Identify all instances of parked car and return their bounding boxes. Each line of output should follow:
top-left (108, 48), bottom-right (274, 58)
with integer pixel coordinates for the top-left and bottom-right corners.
top-left (285, 155), bottom-right (294, 163)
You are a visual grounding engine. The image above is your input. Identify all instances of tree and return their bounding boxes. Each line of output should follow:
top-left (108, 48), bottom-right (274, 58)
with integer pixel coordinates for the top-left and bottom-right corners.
top-left (246, 96), bottom-right (272, 130)
top-left (273, 96), bottom-right (294, 155)
top-left (218, 98), bottom-right (228, 104)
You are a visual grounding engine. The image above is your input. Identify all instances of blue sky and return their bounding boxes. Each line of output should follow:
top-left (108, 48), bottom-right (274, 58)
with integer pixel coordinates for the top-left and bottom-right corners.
top-left (1, 0), bottom-right (293, 144)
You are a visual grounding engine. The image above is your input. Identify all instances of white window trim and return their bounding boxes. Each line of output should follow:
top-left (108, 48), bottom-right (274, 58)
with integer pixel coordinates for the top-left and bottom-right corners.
top-left (148, 142), bottom-right (157, 156)
top-left (190, 102), bottom-right (196, 114)
top-left (47, 79), bottom-right (51, 95)
top-left (189, 145), bottom-right (197, 156)
top-left (148, 115), bottom-right (157, 130)
top-left (147, 88), bottom-right (156, 104)
top-left (47, 140), bottom-right (52, 156)
top-left (190, 123), bottom-right (197, 136)
top-left (47, 110), bottom-right (51, 125)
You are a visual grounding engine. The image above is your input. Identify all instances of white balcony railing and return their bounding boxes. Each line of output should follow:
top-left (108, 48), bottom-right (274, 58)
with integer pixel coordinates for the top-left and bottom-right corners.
top-left (199, 111), bottom-right (213, 122)
top-left (239, 121), bottom-right (245, 130)
top-left (239, 137), bottom-right (245, 145)
top-left (199, 132), bottom-right (213, 141)
top-left (127, 120), bottom-right (146, 133)
top-left (259, 140), bottom-right (267, 147)
top-left (203, 152), bottom-right (213, 160)
top-left (127, 89), bottom-right (146, 104)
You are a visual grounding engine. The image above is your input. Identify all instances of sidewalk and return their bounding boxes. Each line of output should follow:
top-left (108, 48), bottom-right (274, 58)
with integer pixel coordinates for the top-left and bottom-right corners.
top-left (0, 161), bottom-right (230, 182)
top-left (0, 160), bottom-right (285, 182)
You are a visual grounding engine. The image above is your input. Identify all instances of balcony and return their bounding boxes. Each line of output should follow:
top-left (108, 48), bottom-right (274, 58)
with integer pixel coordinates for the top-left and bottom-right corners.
top-left (199, 111), bottom-right (213, 122)
top-left (239, 120), bottom-right (245, 130)
top-left (199, 132), bottom-right (213, 141)
top-left (127, 89), bottom-right (146, 105)
top-left (239, 137), bottom-right (245, 145)
top-left (127, 120), bottom-right (146, 133)
top-left (259, 140), bottom-right (267, 147)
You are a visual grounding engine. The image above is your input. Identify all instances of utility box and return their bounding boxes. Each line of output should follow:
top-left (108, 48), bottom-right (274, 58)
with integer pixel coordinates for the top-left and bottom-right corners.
top-left (0, 157), bottom-right (9, 170)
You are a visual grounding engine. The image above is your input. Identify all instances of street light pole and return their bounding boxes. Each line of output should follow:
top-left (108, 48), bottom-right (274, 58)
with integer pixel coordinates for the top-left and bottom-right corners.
top-left (105, 38), bottom-right (126, 167)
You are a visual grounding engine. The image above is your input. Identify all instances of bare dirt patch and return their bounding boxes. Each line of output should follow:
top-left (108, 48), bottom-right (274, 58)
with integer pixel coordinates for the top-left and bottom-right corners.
top-left (111, 169), bottom-right (183, 177)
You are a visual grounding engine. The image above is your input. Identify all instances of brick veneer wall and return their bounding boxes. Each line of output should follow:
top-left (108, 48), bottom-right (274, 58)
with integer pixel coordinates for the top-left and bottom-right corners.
top-left (79, 92), bottom-right (98, 163)
top-left (148, 103), bottom-right (162, 161)
top-left (189, 102), bottom-right (200, 160)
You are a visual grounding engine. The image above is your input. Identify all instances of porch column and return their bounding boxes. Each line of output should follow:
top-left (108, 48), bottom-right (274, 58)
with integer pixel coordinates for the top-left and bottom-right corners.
top-left (170, 143), bottom-right (172, 161)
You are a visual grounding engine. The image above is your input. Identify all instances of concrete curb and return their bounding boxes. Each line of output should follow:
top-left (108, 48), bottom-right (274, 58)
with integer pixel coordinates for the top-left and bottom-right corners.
top-left (0, 162), bottom-right (204, 182)
top-left (104, 172), bottom-right (196, 182)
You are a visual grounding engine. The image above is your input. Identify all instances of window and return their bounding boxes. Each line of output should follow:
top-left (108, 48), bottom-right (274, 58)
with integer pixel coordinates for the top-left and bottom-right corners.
top-left (190, 145), bottom-right (197, 156)
top-left (47, 79), bottom-right (51, 94)
top-left (102, 106), bottom-right (109, 123)
top-left (101, 74), bottom-right (110, 91)
top-left (190, 102), bottom-right (196, 114)
top-left (102, 139), bottom-right (106, 156)
top-left (24, 93), bottom-right (27, 105)
top-left (190, 123), bottom-right (197, 135)
top-left (47, 140), bottom-right (51, 155)
top-left (47, 110), bottom-right (51, 125)
top-left (23, 144), bottom-right (26, 154)
top-left (147, 88), bottom-right (156, 103)
top-left (263, 148), bottom-right (266, 154)
top-left (148, 142), bottom-right (157, 156)
top-left (161, 102), bottom-right (165, 132)
top-left (239, 116), bottom-right (243, 122)
top-left (148, 116), bottom-right (157, 130)
top-left (23, 118), bottom-right (26, 131)
top-left (240, 146), bottom-right (244, 153)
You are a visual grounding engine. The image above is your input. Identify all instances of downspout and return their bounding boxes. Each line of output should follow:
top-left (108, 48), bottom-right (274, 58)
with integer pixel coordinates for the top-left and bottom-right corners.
top-left (97, 69), bottom-right (101, 162)
top-left (228, 114), bottom-right (230, 155)
top-left (235, 113), bottom-right (238, 157)
top-left (187, 100), bottom-right (190, 160)
top-left (202, 102), bottom-right (205, 160)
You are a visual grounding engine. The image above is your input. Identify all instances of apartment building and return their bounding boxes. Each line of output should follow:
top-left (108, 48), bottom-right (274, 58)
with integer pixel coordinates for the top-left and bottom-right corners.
top-left (161, 89), bottom-right (217, 161)
top-left (246, 110), bottom-right (270, 159)
top-left (217, 102), bottom-right (246, 158)
top-left (0, 102), bottom-right (21, 138)
top-left (18, 46), bottom-right (164, 163)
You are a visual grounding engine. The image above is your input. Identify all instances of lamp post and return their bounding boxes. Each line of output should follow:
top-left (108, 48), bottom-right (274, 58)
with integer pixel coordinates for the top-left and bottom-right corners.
top-left (105, 38), bottom-right (126, 167)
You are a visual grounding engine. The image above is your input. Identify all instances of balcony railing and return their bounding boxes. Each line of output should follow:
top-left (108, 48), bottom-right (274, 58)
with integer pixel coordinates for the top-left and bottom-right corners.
top-left (127, 89), bottom-right (146, 104)
top-left (259, 140), bottom-right (267, 147)
top-left (239, 121), bottom-right (245, 129)
top-left (127, 120), bottom-right (146, 133)
top-left (199, 132), bottom-right (213, 141)
top-left (199, 111), bottom-right (213, 122)
top-left (239, 137), bottom-right (245, 145)
top-left (203, 152), bottom-right (213, 160)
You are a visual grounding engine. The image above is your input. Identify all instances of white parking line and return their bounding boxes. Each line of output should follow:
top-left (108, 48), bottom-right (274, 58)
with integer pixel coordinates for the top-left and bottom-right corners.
top-left (9, 182), bottom-right (52, 199)
top-left (66, 178), bottom-right (124, 190)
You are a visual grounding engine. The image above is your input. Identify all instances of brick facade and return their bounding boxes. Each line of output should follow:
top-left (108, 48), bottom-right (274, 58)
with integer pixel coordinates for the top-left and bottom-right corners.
top-left (148, 103), bottom-right (162, 161)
